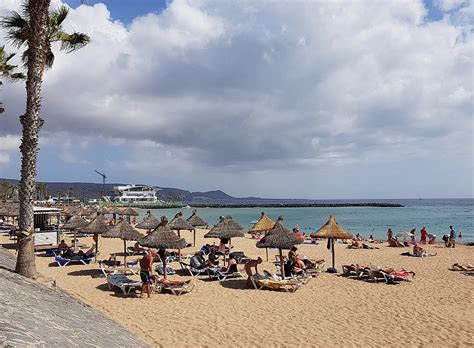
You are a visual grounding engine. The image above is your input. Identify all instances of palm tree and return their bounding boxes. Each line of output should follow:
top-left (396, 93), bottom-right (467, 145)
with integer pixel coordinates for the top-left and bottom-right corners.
top-left (1, 1), bottom-right (89, 278)
top-left (0, 45), bottom-right (25, 113)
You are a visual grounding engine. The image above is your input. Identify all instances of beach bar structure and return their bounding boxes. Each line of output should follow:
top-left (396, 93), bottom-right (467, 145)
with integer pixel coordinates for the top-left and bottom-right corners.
top-left (33, 207), bottom-right (62, 250)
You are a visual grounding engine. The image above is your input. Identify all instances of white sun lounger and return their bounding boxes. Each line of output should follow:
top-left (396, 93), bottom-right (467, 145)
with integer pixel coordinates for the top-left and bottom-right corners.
top-left (107, 274), bottom-right (142, 295)
top-left (154, 282), bottom-right (195, 296)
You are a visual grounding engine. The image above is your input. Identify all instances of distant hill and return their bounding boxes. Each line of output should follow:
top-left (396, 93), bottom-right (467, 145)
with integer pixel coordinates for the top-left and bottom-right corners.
top-left (0, 178), bottom-right (237, 202)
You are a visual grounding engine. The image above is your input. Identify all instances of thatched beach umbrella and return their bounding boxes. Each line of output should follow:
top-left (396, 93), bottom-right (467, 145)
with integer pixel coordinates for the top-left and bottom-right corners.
top-left (248, 212), bottom-right (276, 261)
top-left (62, 215), bottom-right (88, 248)
top-left (80, 214), bottom-right (110, 261)
top-left (310, 215), bottom-right (352, 272)
top-left (122, 206), bottom-right (138, 223)
top-left (139, 216), bottom-right (187, 279)
top-left (186, 210), bottom-right (208, 228)
top-left (102, 219), bottom-right (143, 267)
top-left (135, 211), bottom-right (160, 233)
top-left (168, 212), bottom-right (196, 246)
top-left (256, 216), bottom-right (303, 278)
top-left (204, 216), bottom-right (244, 265)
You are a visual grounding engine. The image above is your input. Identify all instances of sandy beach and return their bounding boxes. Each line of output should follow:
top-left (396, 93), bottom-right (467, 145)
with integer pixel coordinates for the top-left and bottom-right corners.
top-left (1, 230), bottom-right (472, 347)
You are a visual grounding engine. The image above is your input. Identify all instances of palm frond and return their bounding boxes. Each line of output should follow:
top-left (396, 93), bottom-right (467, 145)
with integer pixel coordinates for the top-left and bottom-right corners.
top-left (58, 32), bottom-right (90, 53)
top-left (55, 5), bottom-right (69, 27)
top-left (9, 72), bottom-right (26, 80)
top-left (0, 11), bottom-right (29, 49)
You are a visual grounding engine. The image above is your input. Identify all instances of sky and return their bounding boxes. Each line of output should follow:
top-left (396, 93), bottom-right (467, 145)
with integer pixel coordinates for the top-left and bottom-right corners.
top-left (0, 0), bottom-right (472, 199)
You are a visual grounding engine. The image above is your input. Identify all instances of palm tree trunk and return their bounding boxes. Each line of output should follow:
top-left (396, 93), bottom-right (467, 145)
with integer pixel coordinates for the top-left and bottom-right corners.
top-left (15, 0), bottom-right (50, 278)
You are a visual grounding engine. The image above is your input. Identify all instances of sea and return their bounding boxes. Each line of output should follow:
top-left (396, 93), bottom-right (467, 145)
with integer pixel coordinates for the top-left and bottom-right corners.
top-left (137, 199), bottom-right (474, 242)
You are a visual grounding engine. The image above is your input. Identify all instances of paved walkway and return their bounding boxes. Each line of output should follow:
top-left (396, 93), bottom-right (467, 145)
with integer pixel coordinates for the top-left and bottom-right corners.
top-left (0, 247), bottom-right (147, 347)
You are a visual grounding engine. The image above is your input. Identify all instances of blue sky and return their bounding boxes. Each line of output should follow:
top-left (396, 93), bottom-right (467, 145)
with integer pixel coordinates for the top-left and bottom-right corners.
top-left (0, 0), bottom-right (472, 199)
top-left (64, 0), bottom-right (169, 22)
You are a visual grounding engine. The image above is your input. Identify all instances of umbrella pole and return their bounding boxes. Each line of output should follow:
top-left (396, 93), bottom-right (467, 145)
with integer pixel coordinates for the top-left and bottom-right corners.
top-left (163, 249), bottom-right (167, 279)
top-left (265, 248), bottom-right (269, 262)
top-left (123, 239), bottom-right (127, 268)
top-left (331, 238), bottom-right (335, 269)
top-left (193, 229), bottom-right (196, 247)
top-left (74, 230), bottom-right (77, 249)
top-left (279, 249), bottom-right (285, 279)
top-left (178, 230), bottom-right (181, 238)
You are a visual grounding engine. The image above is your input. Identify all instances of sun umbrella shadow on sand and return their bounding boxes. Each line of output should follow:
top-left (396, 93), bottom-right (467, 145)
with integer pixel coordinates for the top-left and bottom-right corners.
top-left (310, 215), bottom-right (352, 273)
top-left (139, 216), bottom-right (187, 279)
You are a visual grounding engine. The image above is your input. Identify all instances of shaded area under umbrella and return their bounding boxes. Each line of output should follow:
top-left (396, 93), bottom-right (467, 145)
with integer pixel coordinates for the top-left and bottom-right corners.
top-left (168, 212), bottom-right (196, 246)
top-left (256, 216), bottom-right (303, 278)
top-left (310, 215), bottom-right (352, 272)
top-left (139, 216), bottom-right (187, 279)
top-left (247, 211), bottom-right (275, 261)
top-left (102, 219), bottom-right (143, 267)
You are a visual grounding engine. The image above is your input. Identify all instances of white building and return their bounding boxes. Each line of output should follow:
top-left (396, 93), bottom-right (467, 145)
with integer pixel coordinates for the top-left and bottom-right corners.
top-left (113, 184), bottom-right (159, 202)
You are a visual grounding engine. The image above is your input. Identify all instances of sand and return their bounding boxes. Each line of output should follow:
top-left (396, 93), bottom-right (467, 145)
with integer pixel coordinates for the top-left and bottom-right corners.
top-left (1, 230), bottom-right (473, 347)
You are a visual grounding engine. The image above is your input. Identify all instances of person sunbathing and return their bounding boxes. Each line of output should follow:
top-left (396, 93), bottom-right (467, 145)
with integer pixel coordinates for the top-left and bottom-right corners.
top-left (413, 245), bottom-right (427, 257)
top-left (58, 240), bottom-right (69, 254)
top-left (293, 257), bottom-right (306, 274)
top-left (222, 255), bottom-right (238, 273)
top-left (207, 249), bottom-right (219, 267)
top-left (302, 257), bottom-right (324, 268)
top-left (452, 263), bottom-right (474, 271)
top-left (152, 275), bottom-right (191, 286)
top-left (349, 239), bottom-right (361, 248)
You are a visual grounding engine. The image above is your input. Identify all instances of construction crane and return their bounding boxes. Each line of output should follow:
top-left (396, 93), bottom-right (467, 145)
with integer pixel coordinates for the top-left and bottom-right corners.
top-left (94, 170), bottom-right (107, 200)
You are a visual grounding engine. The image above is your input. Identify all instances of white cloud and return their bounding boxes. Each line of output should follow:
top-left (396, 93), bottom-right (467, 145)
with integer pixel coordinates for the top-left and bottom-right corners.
top-left (0, 0), bottom-right (472, 198)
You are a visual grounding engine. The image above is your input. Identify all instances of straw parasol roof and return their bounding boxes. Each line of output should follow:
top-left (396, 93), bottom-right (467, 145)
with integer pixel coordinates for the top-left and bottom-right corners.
top-left (135, 211), bottom-right (160, 230)
top-left (0, 203), bottom-right (17, 216)
top-left (102, 220), bottom-right (143, 241)
top-left (80, 215), bottom-right (110, 234)
top-left (186, 210), bottom-right (208, 227)
top-left (310, 215), bottom-right (353, 240)
top-left (122, 207), bottom-right (138, 216)
top-left (109, 206), bottom-right (124, 215)
top-left (256, 216), bottom-right (302, 278)
top-left (139, 216), bottom-right (187, 250)
top-left (310, 215), bottom-right (352, 272)
top-left (83, 206), bottom-right (98, 216)
top-left (168, 212), bottom-right (195, 231)
top-left (248, 211), bottom-right (275, 234)
top-left (204, 216), bottom-right (244, 239)
top-left (256, 216), bottom-right (302, 250)
top-left (5, 204), bottom-right (19, 217)
top-left (62, 215), bottom-right (88, 230)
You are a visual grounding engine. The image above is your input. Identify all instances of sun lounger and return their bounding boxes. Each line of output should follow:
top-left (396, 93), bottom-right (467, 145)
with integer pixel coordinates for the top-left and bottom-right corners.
top-left (99, 261), bottom-right (138, 277)
top-left (250, 274), bottom-right (303, 293)
top-left (179, 261), bottom-right (210, 276)
top-left (208, 268), bottom-right (244, 282)
top-left (155, 264), bottom-right (176, 275)
top-left (153, 279), bottom-right (195, 296)
top-left (54, 255), bottom-right (94, 267)
top-left (107, 274), bottom-right (142, 295)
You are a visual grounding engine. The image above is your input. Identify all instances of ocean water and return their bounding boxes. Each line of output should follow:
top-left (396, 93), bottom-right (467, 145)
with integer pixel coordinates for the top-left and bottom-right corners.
top-left (138, 199), bottom-right (474, 242)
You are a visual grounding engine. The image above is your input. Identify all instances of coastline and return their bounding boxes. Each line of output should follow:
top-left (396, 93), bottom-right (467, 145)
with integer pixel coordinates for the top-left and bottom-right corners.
top-left (1, 230), bottom-right (471, 347)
